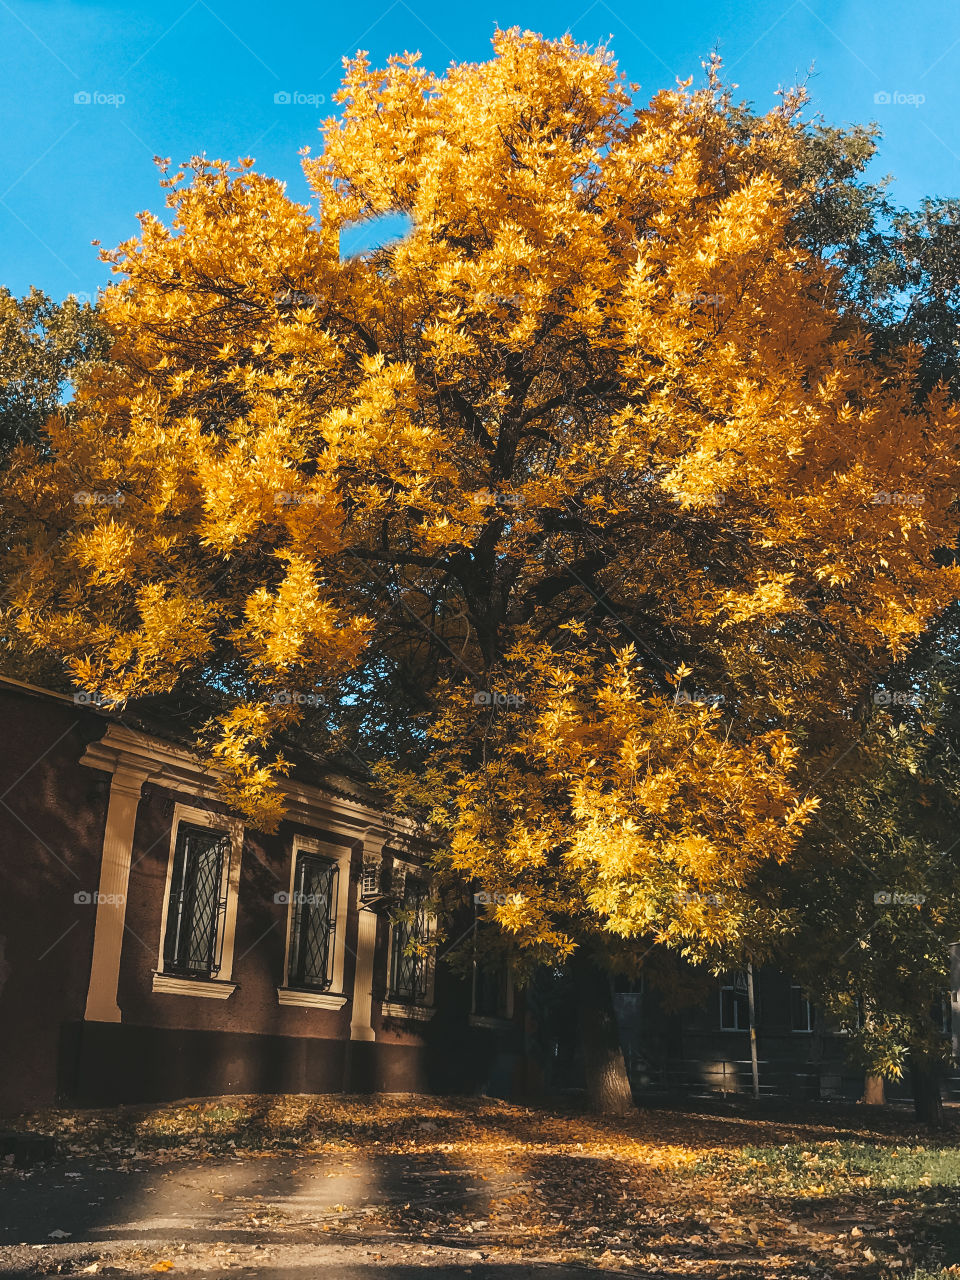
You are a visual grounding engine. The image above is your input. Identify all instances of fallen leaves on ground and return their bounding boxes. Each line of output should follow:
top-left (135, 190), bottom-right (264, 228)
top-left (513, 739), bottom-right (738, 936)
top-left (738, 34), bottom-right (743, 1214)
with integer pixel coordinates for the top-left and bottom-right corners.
top-left (4, 1095), bottom-right (960, 1277)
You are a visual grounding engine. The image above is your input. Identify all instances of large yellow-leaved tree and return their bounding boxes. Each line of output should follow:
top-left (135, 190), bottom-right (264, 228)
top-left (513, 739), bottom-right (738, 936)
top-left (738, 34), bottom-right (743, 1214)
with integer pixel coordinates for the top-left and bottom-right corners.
top-left (4, 31), bottom-right (960, 1111)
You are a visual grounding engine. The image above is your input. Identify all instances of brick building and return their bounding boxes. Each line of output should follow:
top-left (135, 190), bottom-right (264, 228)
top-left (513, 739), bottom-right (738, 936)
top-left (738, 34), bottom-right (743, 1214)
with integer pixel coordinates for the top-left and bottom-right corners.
top-left (0, 677), bottom-right (518, 1114)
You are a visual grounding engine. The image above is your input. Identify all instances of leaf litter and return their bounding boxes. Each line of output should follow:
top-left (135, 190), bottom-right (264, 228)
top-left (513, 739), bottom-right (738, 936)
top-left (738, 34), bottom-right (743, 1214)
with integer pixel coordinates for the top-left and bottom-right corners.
top-left (4, 1095), bottom-right (959, 1277)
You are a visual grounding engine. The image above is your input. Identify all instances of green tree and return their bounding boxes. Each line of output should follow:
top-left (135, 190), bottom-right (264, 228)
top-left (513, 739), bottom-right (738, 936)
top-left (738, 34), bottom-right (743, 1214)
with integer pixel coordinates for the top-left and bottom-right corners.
top-left (0, 287), bottom-right (109, 683)
top-left (778, 630), bottom-right (960, 1126)
top-left (0, 287), bottom-right (108, 462)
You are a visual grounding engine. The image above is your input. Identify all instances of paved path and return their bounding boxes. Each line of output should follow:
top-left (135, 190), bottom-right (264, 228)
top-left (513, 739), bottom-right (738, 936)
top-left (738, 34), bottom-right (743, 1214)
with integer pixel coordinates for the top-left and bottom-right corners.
top-left (0, 1153), bottom-right (605, 1278)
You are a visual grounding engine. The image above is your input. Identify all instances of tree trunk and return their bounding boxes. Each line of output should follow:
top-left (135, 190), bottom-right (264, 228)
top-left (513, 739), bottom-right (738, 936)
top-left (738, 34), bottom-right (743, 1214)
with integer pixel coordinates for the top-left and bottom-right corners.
top-left (862, 1074), bottom-right (886, 1106)
top-left (911, 1059), bottom-right (944, 1128)
top-left (746, 962), bottom-right (760, 1100)
top-left (571, 952), bottom-right (635, 1116)
top-left (520, 996), bottom-right (546, 1104)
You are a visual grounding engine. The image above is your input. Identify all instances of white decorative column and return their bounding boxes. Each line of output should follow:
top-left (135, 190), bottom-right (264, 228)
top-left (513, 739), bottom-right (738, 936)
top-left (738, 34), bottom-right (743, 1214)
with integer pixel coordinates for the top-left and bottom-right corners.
top-left (83, 763), bottom-right (150, 1023)
top-left (349, 908), bottom-right (379, 1042)
top-left (349, 830), bottom-right (389, 1042)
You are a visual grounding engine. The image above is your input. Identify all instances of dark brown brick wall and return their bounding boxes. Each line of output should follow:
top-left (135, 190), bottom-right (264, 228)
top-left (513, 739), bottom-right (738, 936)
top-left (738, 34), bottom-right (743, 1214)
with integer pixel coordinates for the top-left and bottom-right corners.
top-left (0, 682), bottom-right (469, 1112)
top-left (0, 686), bottom-right (111, 1113)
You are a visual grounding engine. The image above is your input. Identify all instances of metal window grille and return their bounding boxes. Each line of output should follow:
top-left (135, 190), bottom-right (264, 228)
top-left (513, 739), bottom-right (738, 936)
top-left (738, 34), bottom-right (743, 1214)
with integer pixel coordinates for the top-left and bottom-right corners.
top-left (389, 877), bottom-right (429, 1003)
top-left (287, 853), bottom-right (339, 990)
top-left (162, 824), bottom-right (231, 977)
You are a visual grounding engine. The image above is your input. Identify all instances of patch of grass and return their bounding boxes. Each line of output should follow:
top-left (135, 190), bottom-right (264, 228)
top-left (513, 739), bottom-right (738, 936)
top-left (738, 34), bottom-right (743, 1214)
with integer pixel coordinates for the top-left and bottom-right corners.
top-left (692, 1140), bottom-right (960, 1197)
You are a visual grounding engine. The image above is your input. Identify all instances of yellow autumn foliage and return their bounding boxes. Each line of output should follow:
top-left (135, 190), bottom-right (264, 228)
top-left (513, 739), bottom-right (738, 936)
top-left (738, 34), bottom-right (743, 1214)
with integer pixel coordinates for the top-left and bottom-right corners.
top-left (3, 31), bottom-right (958, 946)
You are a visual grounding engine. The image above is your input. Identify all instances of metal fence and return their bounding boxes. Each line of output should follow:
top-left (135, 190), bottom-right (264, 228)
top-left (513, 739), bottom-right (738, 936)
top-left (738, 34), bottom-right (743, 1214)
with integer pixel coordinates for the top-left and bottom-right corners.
top-left (625, 1053), bottom-right (862, 1100)
top-left (626, 1051), bottom-right (960, 1103)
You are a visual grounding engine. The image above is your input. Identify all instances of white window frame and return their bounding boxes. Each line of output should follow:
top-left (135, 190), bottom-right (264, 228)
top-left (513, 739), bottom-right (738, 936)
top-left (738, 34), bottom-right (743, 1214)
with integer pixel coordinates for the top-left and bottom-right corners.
top-left (382, 859), bottom-right (436, 1020)
top-left (719, 973), bottom-right (750, 1031)
top-left (277, 835), bottom-right (351, 1010)
top-left (153, 803), bottom-right (244, 999)
top-left (790, 984), bottom-right (814, 1033)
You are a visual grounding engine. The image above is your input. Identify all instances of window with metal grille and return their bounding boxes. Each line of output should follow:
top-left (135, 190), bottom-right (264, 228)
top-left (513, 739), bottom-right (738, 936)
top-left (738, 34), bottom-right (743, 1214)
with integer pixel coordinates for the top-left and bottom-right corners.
top-left (389, 876), bottom-right (430, 1003)
top-left (162, 823), bottom-right (231, 978)
top-left (287, 852), bottom-right (339, 990)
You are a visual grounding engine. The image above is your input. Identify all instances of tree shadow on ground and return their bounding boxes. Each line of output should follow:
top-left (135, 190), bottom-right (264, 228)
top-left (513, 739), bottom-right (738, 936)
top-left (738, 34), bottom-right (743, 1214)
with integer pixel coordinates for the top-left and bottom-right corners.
top-left (16, 1093), bottom-right (960, 1162)
top-left (6, 1097), bottom-right (960, 1279)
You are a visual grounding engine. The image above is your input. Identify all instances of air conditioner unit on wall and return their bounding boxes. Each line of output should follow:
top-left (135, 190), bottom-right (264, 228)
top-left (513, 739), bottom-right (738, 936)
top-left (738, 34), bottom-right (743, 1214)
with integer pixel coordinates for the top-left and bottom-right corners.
top-left (360, 857), bottom-right (381, 902)
top-left (359, 854), bottom-right (395, 909)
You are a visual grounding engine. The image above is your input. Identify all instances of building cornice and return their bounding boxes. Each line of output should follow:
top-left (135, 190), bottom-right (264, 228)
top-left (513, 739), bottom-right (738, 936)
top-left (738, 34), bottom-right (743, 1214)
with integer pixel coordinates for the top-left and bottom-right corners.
top-left (0, 675), bottom-right (431, 848)
top-left (78, 722), bottom-right (420, 842)
top-left (0, 673), bottom-right (82, 706)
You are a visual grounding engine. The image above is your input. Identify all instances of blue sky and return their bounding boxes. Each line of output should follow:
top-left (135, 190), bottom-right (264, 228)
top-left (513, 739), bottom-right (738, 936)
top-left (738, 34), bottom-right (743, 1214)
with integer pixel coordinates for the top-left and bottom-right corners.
top-left (2, 0), bottom-right (958, 302)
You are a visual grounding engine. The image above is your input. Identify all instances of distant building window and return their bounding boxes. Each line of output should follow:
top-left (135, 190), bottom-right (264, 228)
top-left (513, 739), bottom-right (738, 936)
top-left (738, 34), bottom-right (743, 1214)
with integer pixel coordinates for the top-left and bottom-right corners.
top-left (473, 960), bottom-right (512, 1020)
top-left (389, 876), bottom-right (431, 1004)
top-left (791, 985), bottom-right (814, 1033)
top-left (933, 991), bottom-right (952, 1037)
top-left (287, 852), bottom-right (339, 990)
top-left (613, 973), bottom-right (645, 997)
top-left (162, 823), bottom-right (231, 978)
top-left (720, 972), bottom-right (753, 1031)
